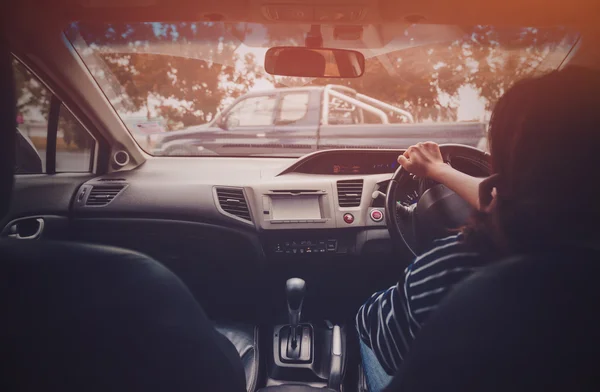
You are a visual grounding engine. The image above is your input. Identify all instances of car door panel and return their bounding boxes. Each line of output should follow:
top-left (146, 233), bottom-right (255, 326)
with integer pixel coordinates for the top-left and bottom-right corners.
top-left (2, 174), bottom-right (95, 239)
top-left (268, 91), bottom-right (319, 156)
top-left (213, 94), bottom-right (277, 155)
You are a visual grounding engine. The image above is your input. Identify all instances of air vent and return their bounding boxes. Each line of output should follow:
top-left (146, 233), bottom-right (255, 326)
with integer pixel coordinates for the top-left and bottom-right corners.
top-left (98, 178), bottom-right (126, 182)
top-left (215, 187), bottom-right (252, 222)
top-left (85, 185), bottom-right (125, 206)
top-left (337, 179), bottom-right (363, 207)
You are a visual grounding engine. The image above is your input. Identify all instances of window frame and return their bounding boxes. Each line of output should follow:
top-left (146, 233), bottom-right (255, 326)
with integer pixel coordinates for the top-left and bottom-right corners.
top-left (12, 54), bottom-right (99, 175)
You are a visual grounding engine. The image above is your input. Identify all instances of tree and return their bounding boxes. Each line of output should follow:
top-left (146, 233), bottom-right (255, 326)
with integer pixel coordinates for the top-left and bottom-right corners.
top-left (263, 24), bottom-right (576, 122)
top-left (63, 21), bottom-right (577, 132)
top-left (13, 59), bottom-right (51, 121)
top-left (67, 22), bottom-right (264, 131)
top-left (460, 25), bottom-right (575, 110)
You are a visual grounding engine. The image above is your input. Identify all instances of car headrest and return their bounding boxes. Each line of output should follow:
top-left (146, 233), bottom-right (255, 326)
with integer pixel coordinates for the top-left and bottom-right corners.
top-left (385, 247), bottom-right (600, 392)
top-left (0, 36), bottom-right (16, 219)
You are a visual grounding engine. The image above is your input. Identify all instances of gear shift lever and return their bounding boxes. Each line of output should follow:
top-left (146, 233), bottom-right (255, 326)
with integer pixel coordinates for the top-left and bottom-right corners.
top-left (286, 278), bottom-right (306, 346)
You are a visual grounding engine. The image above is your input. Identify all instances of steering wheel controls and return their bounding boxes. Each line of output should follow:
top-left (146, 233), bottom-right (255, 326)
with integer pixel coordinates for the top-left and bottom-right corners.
top-left (370, 209), bottom-right (384, 222)
top-left (343, 213), bottom-right (354, 224)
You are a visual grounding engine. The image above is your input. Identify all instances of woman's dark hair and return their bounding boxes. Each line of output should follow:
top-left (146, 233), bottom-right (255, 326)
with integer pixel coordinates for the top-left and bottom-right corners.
top-left (464, 66), bottom-right (600, 254)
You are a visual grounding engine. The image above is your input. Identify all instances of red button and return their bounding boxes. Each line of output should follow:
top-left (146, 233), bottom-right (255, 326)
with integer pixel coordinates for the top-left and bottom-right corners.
top-left (370, 209), bottom-right (383, 222)
top-left (343, 213), bottom-right (354, 224)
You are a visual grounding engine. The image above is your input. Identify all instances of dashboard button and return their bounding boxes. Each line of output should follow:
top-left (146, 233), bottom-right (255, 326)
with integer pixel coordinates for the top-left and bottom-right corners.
top-left (343, 213), bottom-right (354, 224)
top-left (370, 209), bottom-right (383, 222)
top-left (326, 239), bottom-right (337, 252)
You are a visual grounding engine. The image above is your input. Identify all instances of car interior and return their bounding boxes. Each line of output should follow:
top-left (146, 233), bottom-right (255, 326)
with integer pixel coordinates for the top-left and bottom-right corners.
top-left (1, 0), bottom-right (600, 391)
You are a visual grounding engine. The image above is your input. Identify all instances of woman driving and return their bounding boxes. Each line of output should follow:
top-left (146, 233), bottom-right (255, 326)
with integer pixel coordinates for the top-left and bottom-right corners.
top-left (356, 66), bottom-right (600, 391)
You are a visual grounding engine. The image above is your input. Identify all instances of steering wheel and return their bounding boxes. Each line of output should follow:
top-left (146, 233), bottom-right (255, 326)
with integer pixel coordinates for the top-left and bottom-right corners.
top-left (385, 144), bottom-right (491, 256)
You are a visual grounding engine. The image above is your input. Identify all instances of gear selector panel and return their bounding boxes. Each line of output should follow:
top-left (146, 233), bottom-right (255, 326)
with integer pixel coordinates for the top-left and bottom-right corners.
top-left (279, 324), bottom-right (312, 363)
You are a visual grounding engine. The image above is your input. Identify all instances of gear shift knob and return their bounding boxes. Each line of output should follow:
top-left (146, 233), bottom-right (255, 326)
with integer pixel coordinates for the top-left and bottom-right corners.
top-left (286, 278), bottom-right (306, 328)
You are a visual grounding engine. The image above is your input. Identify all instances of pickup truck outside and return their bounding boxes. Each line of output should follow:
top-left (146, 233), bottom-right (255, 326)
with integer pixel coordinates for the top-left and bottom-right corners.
top-left (151, 84), bottom-right (487, 157)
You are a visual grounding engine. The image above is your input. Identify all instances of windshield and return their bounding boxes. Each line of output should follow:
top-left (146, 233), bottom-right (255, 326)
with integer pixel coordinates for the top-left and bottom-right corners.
top-left (66, 22), bottom-right (577, 157)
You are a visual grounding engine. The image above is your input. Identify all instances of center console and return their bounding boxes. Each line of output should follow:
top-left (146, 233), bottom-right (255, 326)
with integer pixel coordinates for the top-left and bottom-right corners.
top-left (266, 278), bottom-right (346, 390)
top-left (239, 171), bottom-right (393, 262)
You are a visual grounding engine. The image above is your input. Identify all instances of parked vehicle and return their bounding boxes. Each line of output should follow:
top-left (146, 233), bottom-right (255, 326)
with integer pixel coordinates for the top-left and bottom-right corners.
top-left (124, 117), bottom-right (167, 151)
top-left (151, 85), bottom-right (487, 156)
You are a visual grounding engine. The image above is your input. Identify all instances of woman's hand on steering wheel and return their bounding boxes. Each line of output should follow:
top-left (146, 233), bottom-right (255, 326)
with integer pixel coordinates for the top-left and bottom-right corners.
top-left (387, 144), bottom-right (491, 257)
top-left (397, 141), bottom-right (447, 180)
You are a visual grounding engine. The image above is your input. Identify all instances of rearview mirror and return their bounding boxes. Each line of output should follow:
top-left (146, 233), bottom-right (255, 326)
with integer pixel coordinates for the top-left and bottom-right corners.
top-left (265, 47), bottom-right (365, 78)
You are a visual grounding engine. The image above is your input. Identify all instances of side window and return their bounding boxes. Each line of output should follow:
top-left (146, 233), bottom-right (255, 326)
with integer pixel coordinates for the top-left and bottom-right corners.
top-left (13, 58), bottom-right (95, 174)
top-left (56, 105), bottom-right (94, 172)
top-left (278, 93), bottom-right (310, 125)
top-left (226, 95), bottom-right (276, 128)
top-left (14, 59), bottom-right (50, 173)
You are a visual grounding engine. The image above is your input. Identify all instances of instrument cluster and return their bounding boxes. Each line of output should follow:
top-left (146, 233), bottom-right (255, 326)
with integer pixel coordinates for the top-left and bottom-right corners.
top-left (290, 150), bottom-right (403, 175)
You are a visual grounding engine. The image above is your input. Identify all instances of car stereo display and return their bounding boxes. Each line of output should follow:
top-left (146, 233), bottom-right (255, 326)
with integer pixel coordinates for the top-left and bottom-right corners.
top-left (271, 196), bottom-right (322, 221)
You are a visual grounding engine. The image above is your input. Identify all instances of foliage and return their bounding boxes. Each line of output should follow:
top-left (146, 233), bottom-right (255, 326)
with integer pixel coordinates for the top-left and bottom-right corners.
top-left (13, 60), bottom-right (89, 149)
top-left (66, 22), bottom-right (265, 131)
top-left (59, 106), bottom-right (93, 149)
top-left (272, 25), bottom-right (575, 122)
top-left (13, 59), bottom-right (51, 120)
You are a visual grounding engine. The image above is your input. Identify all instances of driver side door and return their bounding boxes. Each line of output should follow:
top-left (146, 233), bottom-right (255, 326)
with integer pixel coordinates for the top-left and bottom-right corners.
top-left (213, 94), bottom-right (277, 156)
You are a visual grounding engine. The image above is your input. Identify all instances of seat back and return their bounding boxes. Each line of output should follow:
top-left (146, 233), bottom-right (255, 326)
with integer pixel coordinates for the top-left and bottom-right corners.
top-left (0, 241), bottom-right (247, 392)
top-left (385, 248), bottom-right (600, 392)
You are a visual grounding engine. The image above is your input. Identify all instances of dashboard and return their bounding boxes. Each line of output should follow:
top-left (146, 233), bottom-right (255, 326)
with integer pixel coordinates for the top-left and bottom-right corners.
top-left (70, 148), bottom-right (489, 261)
top-left (33, 147), bottom-right (488, 323)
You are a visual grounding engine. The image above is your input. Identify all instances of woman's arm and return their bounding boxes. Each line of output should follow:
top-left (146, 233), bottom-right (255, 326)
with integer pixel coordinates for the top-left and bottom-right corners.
top-left (356, 285), bottom-right (410, 375)
top-left (398, 142), bottom-right (484, 210)
top-left (355, 234), bottom-right (484, 376)
top-left (428, 164), bottom-right (484, 210)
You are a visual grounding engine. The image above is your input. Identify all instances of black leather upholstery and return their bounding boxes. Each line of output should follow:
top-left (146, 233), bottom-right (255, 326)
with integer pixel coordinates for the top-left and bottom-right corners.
top-left (258, 385), bottom-right (335, 392)
top-left (216, 323), bottom-right (260, 392)
top-left (385, 248), bottom-right (600, 392)
top-left (0, 240), bottom-right (248, 392)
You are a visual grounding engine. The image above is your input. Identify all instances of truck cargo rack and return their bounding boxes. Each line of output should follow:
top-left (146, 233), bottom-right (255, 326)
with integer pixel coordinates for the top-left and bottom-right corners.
top-left (322, 84), bottom-right (414, 125)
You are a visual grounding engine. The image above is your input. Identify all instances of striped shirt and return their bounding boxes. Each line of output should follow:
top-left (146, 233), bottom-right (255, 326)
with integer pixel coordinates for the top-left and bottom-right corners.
top-left (355, 234), bottom-right (485, 375)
